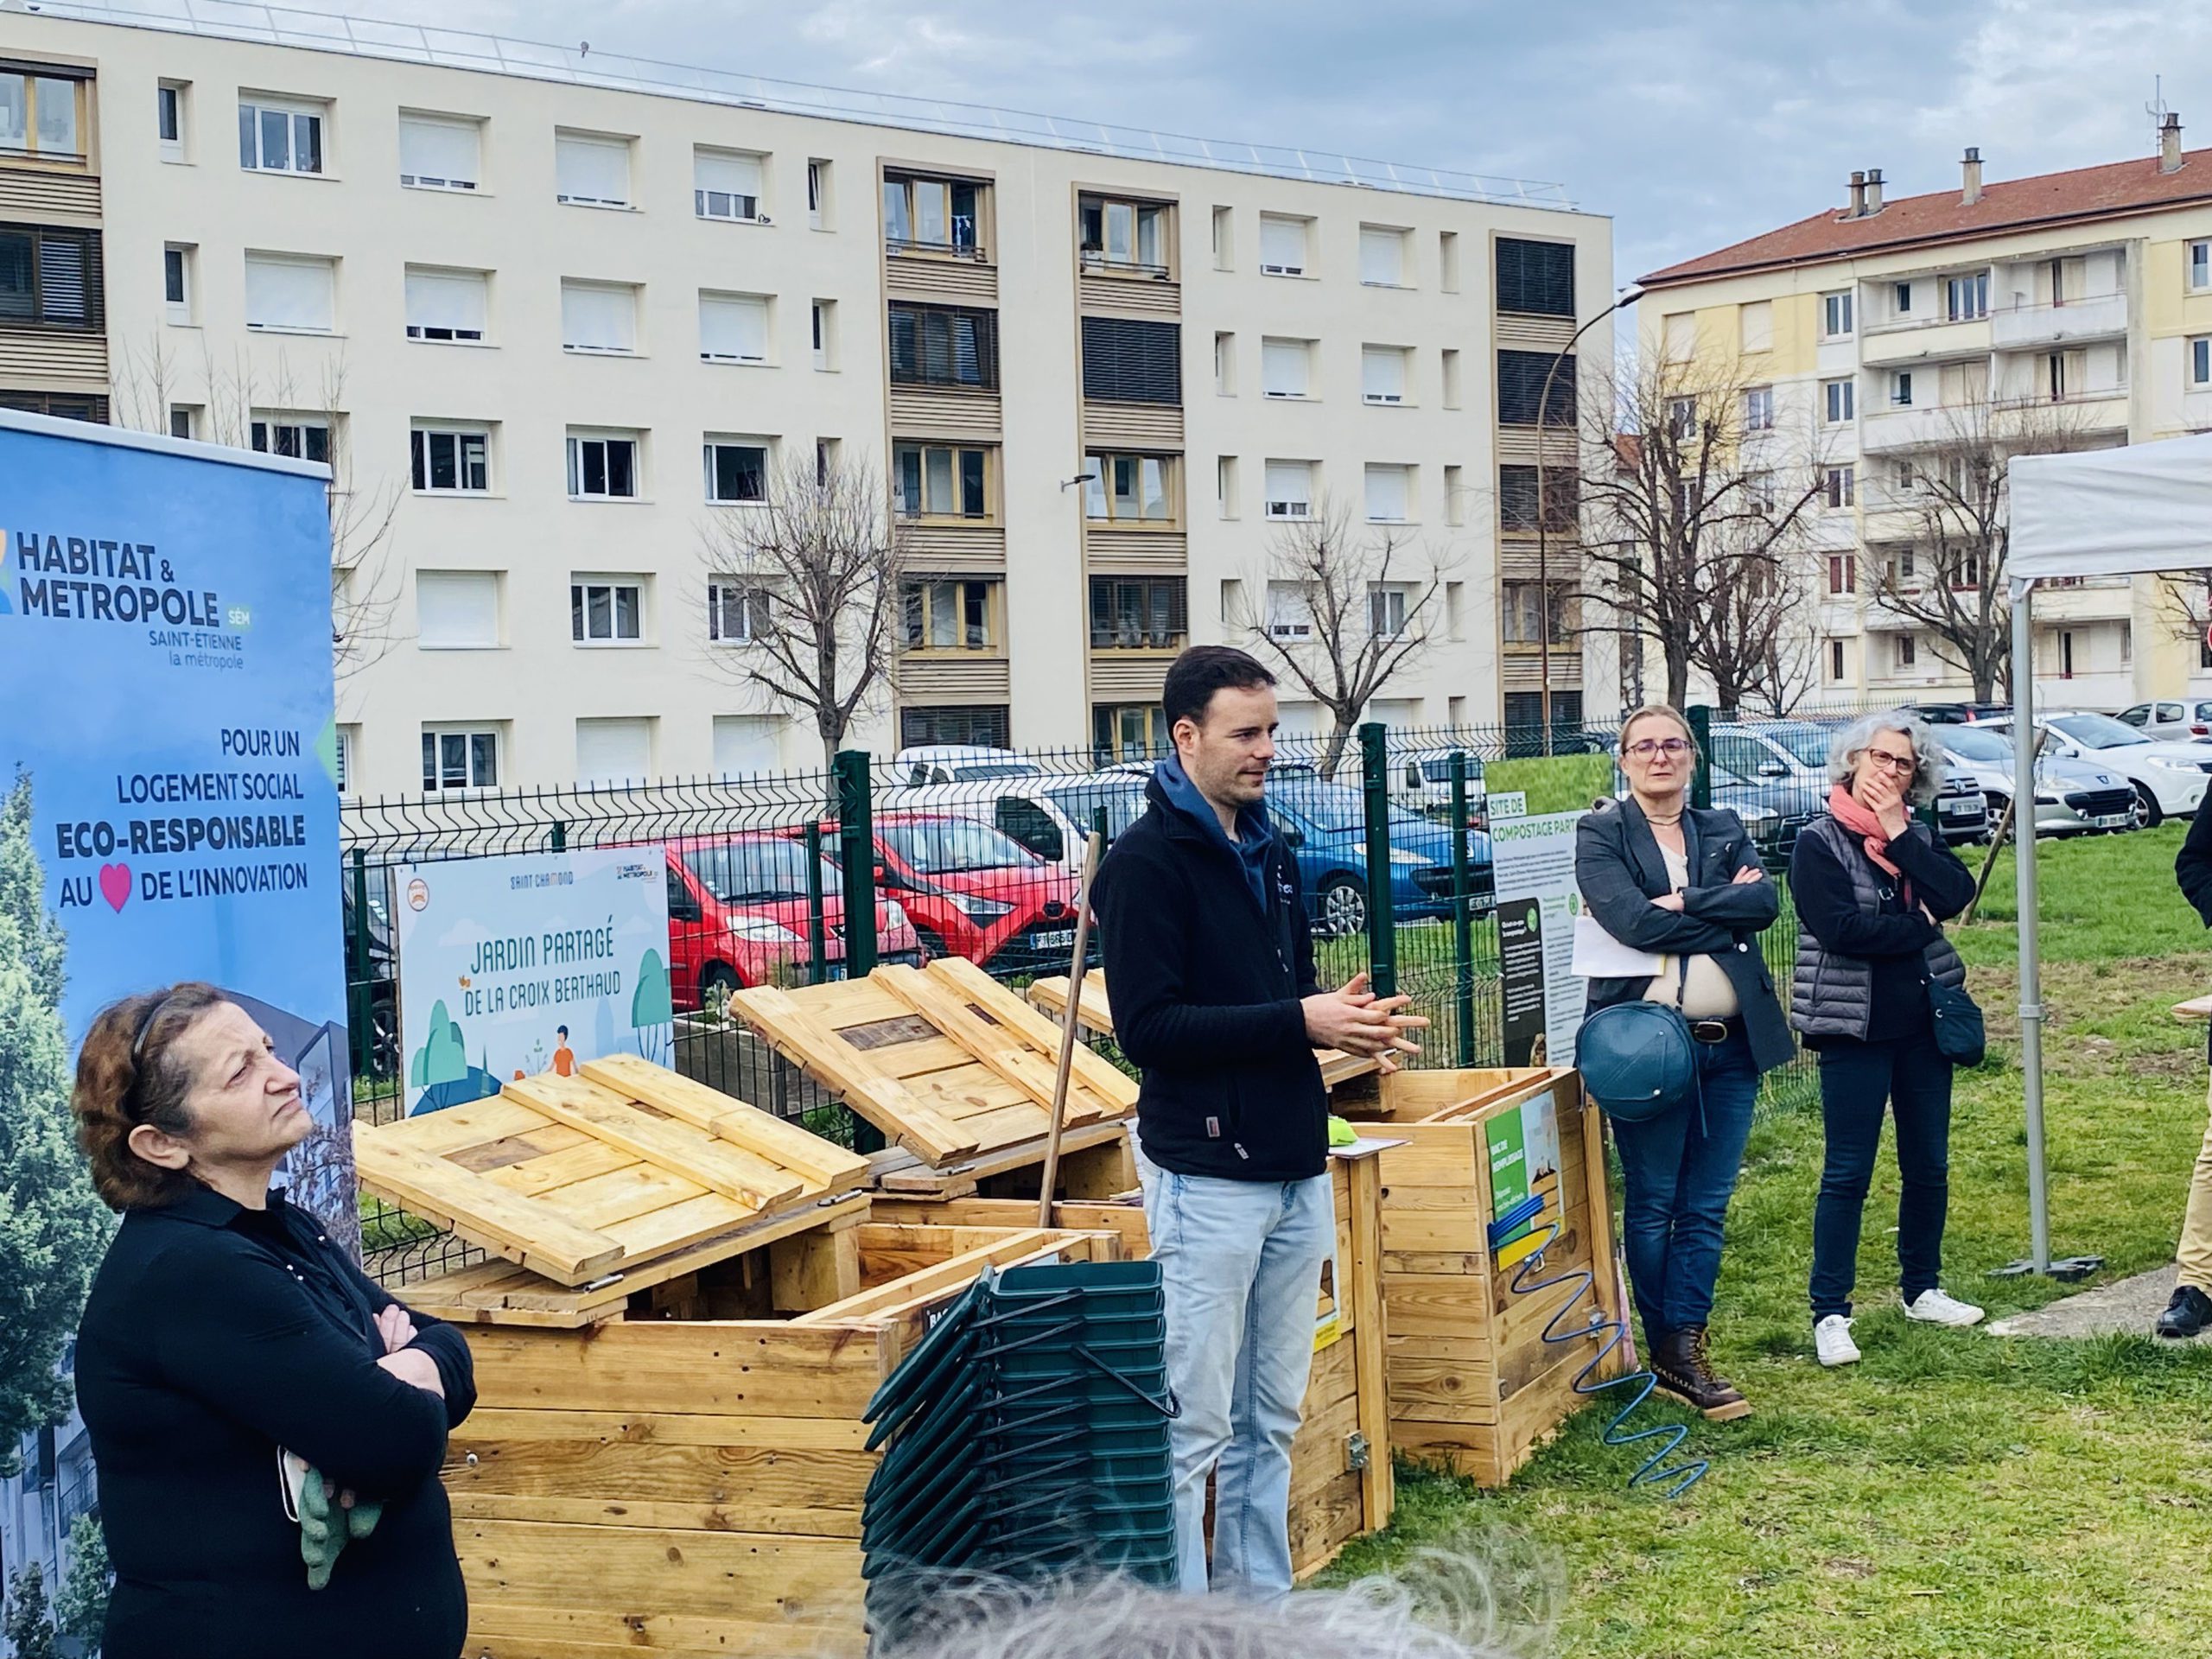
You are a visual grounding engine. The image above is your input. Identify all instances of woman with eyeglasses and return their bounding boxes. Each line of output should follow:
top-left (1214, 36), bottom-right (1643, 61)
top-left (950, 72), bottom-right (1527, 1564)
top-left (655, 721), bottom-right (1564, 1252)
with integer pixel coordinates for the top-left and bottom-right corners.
top-left (70, 983), bottom-right (475, 1659)
top-left (1790, 711), bottom-right (1982, 1369)
top-left (1576, 706), bottom-right (1795, 1421)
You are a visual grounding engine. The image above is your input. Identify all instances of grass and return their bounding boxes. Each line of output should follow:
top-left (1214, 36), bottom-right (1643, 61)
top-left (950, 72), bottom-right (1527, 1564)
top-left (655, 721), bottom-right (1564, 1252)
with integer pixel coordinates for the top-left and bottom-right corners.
top-left (1326, 822), bottom-right (2212, 1657)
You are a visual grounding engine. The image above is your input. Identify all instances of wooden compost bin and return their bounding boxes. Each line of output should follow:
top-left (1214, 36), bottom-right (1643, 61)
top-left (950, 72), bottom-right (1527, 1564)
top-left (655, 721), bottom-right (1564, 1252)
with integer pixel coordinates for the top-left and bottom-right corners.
top-left (356, 1056), bottom-right (1125, 1657)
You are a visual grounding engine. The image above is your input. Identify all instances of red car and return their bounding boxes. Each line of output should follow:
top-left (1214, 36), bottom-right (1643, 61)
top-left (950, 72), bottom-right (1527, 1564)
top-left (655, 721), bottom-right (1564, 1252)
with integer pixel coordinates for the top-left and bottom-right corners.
top-left (664, 833), bottom-right (922, 1007)
top-left (849, 811), bottom-right (1084, 973)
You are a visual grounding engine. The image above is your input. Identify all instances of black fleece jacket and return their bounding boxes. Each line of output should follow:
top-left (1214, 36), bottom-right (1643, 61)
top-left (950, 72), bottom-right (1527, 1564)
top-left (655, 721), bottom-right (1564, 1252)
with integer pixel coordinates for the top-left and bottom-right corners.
top-left (1093, 772), bottom-right (1327, 1180)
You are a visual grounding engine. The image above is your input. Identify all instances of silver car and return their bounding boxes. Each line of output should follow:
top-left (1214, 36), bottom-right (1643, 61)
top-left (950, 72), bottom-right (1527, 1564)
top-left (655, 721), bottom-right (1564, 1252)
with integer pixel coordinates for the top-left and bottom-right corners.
top-left (1939, 722), bottom-right (2139, 835)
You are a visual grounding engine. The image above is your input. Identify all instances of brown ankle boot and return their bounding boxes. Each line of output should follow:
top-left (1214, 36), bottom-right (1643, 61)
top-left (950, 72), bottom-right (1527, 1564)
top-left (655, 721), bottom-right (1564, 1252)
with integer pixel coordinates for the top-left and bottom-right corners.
top-left (1652, 1326), bottom-right (1751, 1421)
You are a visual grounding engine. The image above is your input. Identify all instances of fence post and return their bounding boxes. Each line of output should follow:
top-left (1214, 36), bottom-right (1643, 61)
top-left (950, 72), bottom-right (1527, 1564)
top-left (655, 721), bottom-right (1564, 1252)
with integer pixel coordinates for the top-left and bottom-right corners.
top-left (802, 822), bottom-right (829, 984)
top-left (1687, 705), bottom-right (1713, 812)
top-left (346, 848), bottom-right (373, 1082)
top-left (1359, 721), bottom-right (1397, 1000)
top-left (548, 819), bottom-right (567, 852)
top-left (833, 748), bottom-right (878, 976)
top-left (1448, 753), bottom-right (1475, 1067)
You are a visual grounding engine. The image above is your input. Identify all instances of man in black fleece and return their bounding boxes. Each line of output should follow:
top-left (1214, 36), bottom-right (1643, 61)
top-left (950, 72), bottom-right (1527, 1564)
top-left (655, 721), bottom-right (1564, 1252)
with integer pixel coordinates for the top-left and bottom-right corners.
top-left (1093, 646), bottom-right (1420, 1594)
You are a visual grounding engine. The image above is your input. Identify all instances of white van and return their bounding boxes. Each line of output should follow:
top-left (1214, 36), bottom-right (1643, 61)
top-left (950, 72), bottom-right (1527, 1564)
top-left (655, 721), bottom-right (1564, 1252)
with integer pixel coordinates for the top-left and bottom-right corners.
top-left (891, 745), bottom-right (1046, 785)
top-left (875, 772), bottom-right (1153, 873)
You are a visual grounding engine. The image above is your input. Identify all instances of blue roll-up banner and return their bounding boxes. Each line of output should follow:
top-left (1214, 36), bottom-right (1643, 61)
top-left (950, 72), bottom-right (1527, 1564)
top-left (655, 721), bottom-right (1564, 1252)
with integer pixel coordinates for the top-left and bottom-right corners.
top-left (0, 411), bottom-right (354, 1241)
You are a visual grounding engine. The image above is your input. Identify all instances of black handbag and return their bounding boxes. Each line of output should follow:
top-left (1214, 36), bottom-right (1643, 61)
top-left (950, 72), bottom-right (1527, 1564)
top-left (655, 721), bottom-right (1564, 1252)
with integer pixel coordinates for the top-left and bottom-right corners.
top-left (1925, 975), bottom-right (1986, 1067)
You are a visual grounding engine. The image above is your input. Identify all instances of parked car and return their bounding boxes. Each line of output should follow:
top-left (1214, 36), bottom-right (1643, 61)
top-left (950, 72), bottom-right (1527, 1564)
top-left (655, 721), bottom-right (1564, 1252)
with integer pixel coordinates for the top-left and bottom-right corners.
top-left (1938, 722), bottom-right (2139, 836)
top-left (2117, 699), bottom-right (2212, 741)
top-left (1908, 702), bottom-right (2013, 725)
top-left (893, 745), bottom-right (1046, 785)
top-left (1395, 747), bottom-right (1490, 823)
top-left (861, 811), bottom-right (1085, 973)
top-left (663, 834), bottom-right (922, 1007)
top-left (1983, 710), bottom-right (2212, 825)
top-left (1707, 721), bottom-right (1988, 849)
top-left (1267, 779), bottom-right (1494, 936)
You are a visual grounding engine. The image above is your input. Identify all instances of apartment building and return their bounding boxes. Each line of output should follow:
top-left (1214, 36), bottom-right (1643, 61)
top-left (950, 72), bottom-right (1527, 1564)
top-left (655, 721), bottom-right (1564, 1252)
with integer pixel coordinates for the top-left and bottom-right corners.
top-left (0, 3), bottom-right (1612, 796)
top-left (1637, 122), bottom-right (2212, 712)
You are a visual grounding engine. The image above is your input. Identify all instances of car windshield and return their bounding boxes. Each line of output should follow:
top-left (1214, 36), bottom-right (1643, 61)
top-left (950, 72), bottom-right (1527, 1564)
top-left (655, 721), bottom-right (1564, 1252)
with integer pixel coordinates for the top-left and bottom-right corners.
top-left (1043, 783), bottom-right (1148, 840)
top-left (1942, 726), bottom-right (2012, 763)
top-left (1765, 726), bottom-right (1834, 767)
top-left (883, 819), bottom-right (1039, 874)
top-left (2050, 712), bottom-right (2149, 749)
top-left (683, 841), bottom-right (843, 903)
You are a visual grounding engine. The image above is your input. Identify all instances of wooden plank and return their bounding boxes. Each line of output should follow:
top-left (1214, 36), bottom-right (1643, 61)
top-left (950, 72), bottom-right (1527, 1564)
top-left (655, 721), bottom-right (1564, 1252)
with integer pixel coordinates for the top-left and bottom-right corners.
top-left (456, 1519), bottom-right (861, 1624)
top-left (481, 1140), bottom-right (638, 1198)
top-left (870, 966), bottom-right (1111, 1130)
top-left (578, 1054), bottom-right (871, 1193)
top-left (353, 1126), bottom-right (625, 1287)
top-left (1288, 1466), bottom-right (1366, 1580)
top-left (600, 1192), bottom-right (762, 1263)
top-left (770, 1223), bottom-right (863, 1313)
top-left (464, 1321), bottom-right (893, 1416)
top-left (871, 1035), bottom-right (981, 1081)
top-left (730, 983), bottom-right (979, 1164)
top-left (467, 1600), bottom-right (861, 1658)
top-left (1058, 1134), bottom-right (1137, 1200)
top-left (445, 1436), bottom-right (877, 1535)
top-left (385, 1096), bottom-right (557, 1155)
top-left (868, 1118), bottom-right (1128, 1195)
top-left (538, 1165), bottom-right (712, 1232)
top-left (453, 1408), bottom-right (872, 1452)
top-left (868, 1196), bottom-right (1152, 1251)
top-left (925, 956), bottom-right (1139, 1112)
top-left (789, 1230), bottom-right (1057, 1324)
top-left (1344, 1151), bottom-right (1394, 1535)
top-left (505, 1074), bottom-right (801, 1211)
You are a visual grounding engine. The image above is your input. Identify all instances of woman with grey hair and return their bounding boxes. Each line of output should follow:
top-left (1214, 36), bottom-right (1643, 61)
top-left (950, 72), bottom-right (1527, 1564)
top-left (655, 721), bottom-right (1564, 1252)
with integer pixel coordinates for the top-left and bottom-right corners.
top-left (1789, 709), bottom-right (1981, 1368)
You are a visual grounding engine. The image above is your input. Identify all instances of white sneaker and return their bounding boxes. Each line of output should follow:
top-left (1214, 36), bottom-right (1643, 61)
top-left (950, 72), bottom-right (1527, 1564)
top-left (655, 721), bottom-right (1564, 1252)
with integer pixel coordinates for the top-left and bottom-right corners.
top-left (1904, 1287), bottom-right (1986, 1327)
top-left (1815, 1314), bottom-right (1861, 1368)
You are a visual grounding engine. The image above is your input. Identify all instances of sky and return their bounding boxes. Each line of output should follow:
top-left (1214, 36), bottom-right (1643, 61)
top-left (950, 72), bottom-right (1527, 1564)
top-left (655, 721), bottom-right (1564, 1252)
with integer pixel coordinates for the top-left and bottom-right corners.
top-left (276, 0), bottom-right (2212, 292)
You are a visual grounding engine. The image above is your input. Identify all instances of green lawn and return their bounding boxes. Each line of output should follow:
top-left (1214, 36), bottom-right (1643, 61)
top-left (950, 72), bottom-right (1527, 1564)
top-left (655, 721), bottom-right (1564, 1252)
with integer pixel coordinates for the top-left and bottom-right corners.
top-left (1330, 823), bottom-right (2212, 1657)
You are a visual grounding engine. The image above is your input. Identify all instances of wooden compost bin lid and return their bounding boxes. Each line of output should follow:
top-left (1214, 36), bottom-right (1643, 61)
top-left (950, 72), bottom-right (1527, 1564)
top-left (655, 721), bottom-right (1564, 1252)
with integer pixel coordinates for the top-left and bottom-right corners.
top-left (1374, 1065), bottom-right (1581, 1123)
top-left (1027, 969), bottom-right (1382, 1093)
top-left (354, 1053), bottom-right (874, 1325)
top-left (730, 958), bottom-right (1138, 1185)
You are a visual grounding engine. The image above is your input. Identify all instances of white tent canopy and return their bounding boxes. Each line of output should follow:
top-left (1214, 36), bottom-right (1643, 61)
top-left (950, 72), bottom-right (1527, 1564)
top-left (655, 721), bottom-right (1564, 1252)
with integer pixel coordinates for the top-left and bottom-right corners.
top-left (2003, 435), bottom-right (2212, 1269)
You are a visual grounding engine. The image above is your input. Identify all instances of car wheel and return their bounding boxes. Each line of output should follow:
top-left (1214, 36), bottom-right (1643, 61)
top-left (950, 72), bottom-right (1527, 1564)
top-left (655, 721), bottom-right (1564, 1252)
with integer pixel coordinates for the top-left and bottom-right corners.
top-left (912, 927), bottom-right (948, 963)
top-left (367, 996), bottom-right (399, 1081)
top-left (2131, 785), bottom-right (2162, 830)
top-left (1318, 874), bottom-right (1368, 938)
top-left (700, 963), bottom-right (741, 1005)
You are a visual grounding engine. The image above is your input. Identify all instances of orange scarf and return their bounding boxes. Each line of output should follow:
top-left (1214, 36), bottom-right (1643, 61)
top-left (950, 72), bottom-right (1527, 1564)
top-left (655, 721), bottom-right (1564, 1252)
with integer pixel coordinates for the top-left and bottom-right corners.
top-left (1828, 783), bottom-right (1908, 889)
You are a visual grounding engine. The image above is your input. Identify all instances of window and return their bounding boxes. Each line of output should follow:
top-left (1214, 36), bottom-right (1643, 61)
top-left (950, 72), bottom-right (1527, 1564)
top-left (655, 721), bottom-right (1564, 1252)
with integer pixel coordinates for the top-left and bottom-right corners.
top-left (250, 415), bottom-right (330, 463)
top-left (2191, 337), bottom-right (2211, 389)
top-left (556, 130), bottom-right (631, 207)
top-left (707, 579), bottom-right (770, 644)
top-left (812, 299), bottom-right (835, 369)
top-left (567, 432), bottom-right (639, 499)
top-left (1893, 281), bottom-right (1913, 316)
top-left (398, 112), bottom-right (480, 191)
top-left (1263, 461), bottom-right (1313, 520)
top-left (1364, 463), bottom-right (1411, 524)
top-left (1362, 344), bottom-right (1408, 404)
top-left (0, 70), bottom-right (80, 160)
top-left (1744, 385), bottom-right (1774, 431)
top-left (1213, 331), bottom-right (1234, 395)
top-left (1891, 370), bottom-right (1914, 407)
top-left (1258, 214), bottom-right (1308, 276)
top-left (1946, 272), bottom-right (1989, 321)
top-left (422, 728), bottom-right (499, 792)
top-left (698, 291), bottom-right (768, 363)
top-left (1822, 378), bottom-right (1855, 423)
top-left (1495, 238), bottom-right (1575, 316)
top-left (1211, 206), bottom-right (1233, 270)
top-left (807, 159), bottom-right (829, 230)
top-left (1824, 466), bottom-right (1855, 509)
top-left (1497, 465), bottom-right (1577, 532)
top-left (1440, 347), bottom-right (1461, 409)
top-left (1265, 582), bottom-right (1313, 640)
top-left (1747, 471), bottom-right (1778, 515)
top-left (0, 226), bottom-right (99, 330)
top-left (1827, 553), bottom-right (1856, 594)
top-left (1828, 639), bottom-right (1846, 683)
top-left (1359, 226), bottom-right (1407, 287)
top-left (168, 404), bottom-right (198, 440)
top-left (162, 244), bottom-right (192, 322)
top-left (1444, 464), bottom-right (1464, 526)
top-left (410, 426), bottom-right (489, 493)
top-left (1895, 632), bottom-right (1916, 670)
top-left (1088, 576), bottom-right (1186, 650)
top-left (415, 570), bottom-right (499, 649)
top-left (571, 576), bottom-right (645, 644)
top-left (576, 719), bottom-right (653, 788)
top-left (1439, 230), bottom-right (1460, 293)
top-left (1891, 462), bottom-right (1917, 497)
top-left (1821, 290), bottom-right (1853, 338)
top-left (156, 81), bottom-right (186, 160)
top-left (1082, 452), bottom-right (1173, 523)
top-left (695, 148), bottom-right (766, 222)
top-left (243, 252), bottom-right (334, 333)
top-left (1369, 584), bottom-right (1409, 638)
top-left (238, 96), bottom-right (323, 175)
top-left (1262, 336), bottom-right (1311, 398)
top-left (1079, 315), bottom-right (1179, 404)
top-left (892, 302), bottom-right (1000, 389)
top-left (1662, 312), bottom-right (1695, 362)
top-left (1739, 299), bottom-right (1773, 353)
top-left (816, 436), bottom-right (839, 485)
top-left (895, 442), bottom-right (991, 518)
top-left (1501, 582), bottom-right (1569, 645)
top-left (901, 706), bottom-right (1010, 748)
top-left (1079, 194), bottom-right (1170, 275)
top-left (1666, 396), bottom-right (1695, 440)
top-left (883, 171), bottom-right (982, 255)
top-left (334, 725), bottom-right (357, 795)
top-left (404, 265), bottom-right (486, 342)
top-left (1497, 349), bottom-right (1575, 425)
top-left (2192, 241), bottom-right (2211, 293)
top-left (904, 578), bottom-right (999, 652)
top-left (562, 280), bottom-right (638, 354)
top-left (0, 390), bottom-right (105, 422)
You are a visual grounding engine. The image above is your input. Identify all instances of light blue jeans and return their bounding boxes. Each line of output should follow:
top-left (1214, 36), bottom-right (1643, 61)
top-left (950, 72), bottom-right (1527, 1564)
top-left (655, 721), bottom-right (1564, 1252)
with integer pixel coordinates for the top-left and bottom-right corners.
top-left (1136, 1139), bottom-right (1335, 1596)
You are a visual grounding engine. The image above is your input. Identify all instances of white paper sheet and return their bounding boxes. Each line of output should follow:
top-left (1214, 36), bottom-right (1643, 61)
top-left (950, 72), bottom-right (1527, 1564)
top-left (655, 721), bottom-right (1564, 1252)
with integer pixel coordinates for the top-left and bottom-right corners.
top-left (1570, 912), bottom-right (1665, 979)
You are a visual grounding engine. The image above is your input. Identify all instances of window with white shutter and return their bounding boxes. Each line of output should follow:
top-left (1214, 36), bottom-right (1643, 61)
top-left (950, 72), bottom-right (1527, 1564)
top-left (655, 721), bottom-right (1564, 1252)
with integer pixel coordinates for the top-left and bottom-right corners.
top-left (415, 570), bottom-right (499, 648)
top-left (244, 252), bottom-right (334, 333)
top-left (714, 715), bottom-right (782, 774)
top-left (1662, 311), bottom-right (1695, 362)
top-left (1264, 461), bottom-right (1313, 520)
top-left (694, 148), bottom-right (766, 221)
top-left (404, 266), bottom-right (486, 342)
top-left (1738, 300), bottom-right (1772, 353)
top-left (699, 292), bottom-right (769, 363)
top-left (575, 718), bottom-right (652, 786)
top-left (1359, 226), bottom-right (1405, 287)
top-left (398, 113), bottom-right (480, 190)
top-left (1262, 338), bottom-right (1310, 399)
top-left (556, 131), bottom-right (631, 207)
top-left (1364, 463), bottom-right (1410, 524)
top-left (1266, 581), bottom-right (1314, 639)
top-left (1258, 215), bottom-right (1307, 276)
top-left (562, 280), bottom-right (637, 353)
top-left (1362, 345), bottom-right (1407, 404)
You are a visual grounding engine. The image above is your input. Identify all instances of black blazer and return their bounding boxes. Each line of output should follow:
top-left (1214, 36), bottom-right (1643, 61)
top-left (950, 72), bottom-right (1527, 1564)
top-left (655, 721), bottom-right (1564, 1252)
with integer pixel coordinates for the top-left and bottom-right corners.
top-left (1574, 798), bottom-right (1795, 1074)
top-left (75, 1185), bottom-right (475, 1659)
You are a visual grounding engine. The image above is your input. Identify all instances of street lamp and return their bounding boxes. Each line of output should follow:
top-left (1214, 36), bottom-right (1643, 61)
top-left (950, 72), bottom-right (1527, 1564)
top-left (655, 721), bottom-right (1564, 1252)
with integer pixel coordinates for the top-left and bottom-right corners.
top-left (1533, 284), bottom-right (1642, 753)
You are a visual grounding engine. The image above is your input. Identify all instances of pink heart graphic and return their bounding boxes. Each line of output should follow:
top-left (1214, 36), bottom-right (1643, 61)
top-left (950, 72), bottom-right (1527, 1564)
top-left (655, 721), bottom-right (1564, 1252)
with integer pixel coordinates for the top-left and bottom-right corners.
top-left (99, 863), bottom-right (132, 912)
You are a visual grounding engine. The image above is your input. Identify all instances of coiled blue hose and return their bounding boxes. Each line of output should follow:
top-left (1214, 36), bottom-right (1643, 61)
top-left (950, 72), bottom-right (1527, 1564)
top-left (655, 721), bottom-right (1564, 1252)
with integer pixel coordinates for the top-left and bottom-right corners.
top-left (1504, 1221), bottom-right (1707, 1498)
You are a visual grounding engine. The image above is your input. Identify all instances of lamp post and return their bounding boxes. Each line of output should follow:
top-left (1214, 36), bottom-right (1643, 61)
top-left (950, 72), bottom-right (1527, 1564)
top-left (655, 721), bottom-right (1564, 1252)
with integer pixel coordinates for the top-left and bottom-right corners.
top-left (1532, 285), bottom-right (1641, 753)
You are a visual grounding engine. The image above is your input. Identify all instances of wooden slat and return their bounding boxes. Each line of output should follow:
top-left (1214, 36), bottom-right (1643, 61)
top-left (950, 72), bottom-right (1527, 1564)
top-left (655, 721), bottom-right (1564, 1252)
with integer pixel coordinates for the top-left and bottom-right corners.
top-left (729, 983), bottom-right (979, 1163)
top-left (538, 1165), bottom-right (712, 1232)
top-left (925, 957), bottom-right (1138, 1113)
top-left (463, 1320), bottom-right (892, 1416)
top-left (789, 1229), bottom-right (1057, 1324)
top-left (480, 1141), bottom-right (638, 1198)
top-left (576, 1054), bottom-right (870, 1193)
top-left (387, 1097), bottom-right (557, 1155)
top-left (870, 965), bottom-right (1111, 1132)
top-left (353, 1126), bottom-right (624, 1287)
top-left (505, 1074), bottom-right (802, 1211)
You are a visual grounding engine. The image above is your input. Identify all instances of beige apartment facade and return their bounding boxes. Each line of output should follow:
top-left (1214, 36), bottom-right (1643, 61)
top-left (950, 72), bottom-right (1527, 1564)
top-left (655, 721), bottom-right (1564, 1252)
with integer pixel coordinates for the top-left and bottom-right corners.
top-left (1639, 130), bottom-right (2212, 714)
top-left (0, 4), bottom-right (1612, 797)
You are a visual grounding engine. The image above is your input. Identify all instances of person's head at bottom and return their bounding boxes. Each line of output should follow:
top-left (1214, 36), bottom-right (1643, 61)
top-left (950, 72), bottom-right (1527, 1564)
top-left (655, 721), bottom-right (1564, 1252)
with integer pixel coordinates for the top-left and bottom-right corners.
top-left (73, 982), bottom-right (309, 1211)
top-left (1164, 645), bottom-right (1279, 815)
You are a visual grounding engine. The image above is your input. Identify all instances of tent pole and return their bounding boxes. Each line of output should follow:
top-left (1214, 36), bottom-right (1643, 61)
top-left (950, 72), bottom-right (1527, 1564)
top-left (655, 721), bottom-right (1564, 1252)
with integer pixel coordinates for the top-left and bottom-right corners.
top-left (2011, 579), bottom-right (2051, 1274)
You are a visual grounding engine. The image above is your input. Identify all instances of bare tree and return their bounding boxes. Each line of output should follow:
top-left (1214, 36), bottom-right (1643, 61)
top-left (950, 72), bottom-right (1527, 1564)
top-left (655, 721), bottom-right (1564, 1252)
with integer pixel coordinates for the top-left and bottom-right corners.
top-left (697, 450), bottom-right (907, 773)
top-left (1575, 350), bottom-right (1827, 709)
top-left (1228, 497), bottom-right (1454, 780)
top-left (1713, 543), bottom-right (1826, 717)
top-left (1866, 396), bottom-right (2093, 702)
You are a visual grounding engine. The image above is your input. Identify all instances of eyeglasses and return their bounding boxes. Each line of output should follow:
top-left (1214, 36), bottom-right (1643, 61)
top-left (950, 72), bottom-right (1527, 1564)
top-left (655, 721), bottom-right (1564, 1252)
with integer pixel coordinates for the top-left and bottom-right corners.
top-left (1624, 738), bottom-right (1692, 759)
top-left (1863, 747), bottom-right (1918, 775)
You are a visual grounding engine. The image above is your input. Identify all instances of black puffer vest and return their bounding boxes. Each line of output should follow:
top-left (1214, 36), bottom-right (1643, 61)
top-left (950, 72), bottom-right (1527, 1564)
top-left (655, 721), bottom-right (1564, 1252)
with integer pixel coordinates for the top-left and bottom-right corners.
top-left (1789, 815), bottom-right (1966, 1040)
